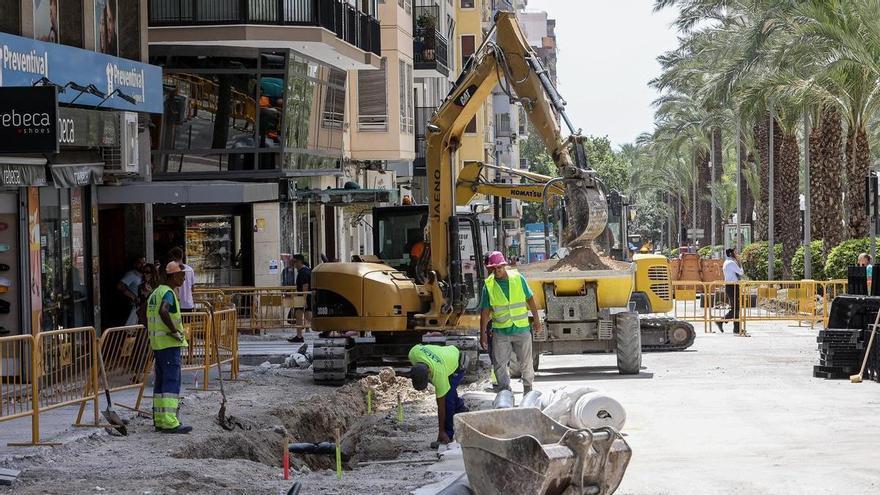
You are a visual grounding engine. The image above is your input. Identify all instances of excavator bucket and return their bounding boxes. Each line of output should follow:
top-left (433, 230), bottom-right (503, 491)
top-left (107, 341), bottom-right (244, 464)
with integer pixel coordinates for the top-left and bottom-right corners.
top-left (454, 408), bottom-right (631, 495)
top-left (564, 179), bottom-right (608, 246)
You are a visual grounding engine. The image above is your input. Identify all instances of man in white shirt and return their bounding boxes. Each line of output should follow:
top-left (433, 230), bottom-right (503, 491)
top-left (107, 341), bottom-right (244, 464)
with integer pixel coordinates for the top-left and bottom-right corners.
top-left (720, 248), bottom-right (744, 334)
top-left (169, 247), bottom-right (195, 312)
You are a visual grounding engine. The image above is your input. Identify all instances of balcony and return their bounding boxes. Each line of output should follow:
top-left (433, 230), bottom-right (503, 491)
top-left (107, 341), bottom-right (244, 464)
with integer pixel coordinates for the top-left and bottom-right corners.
top-left (413, 5), bottom-right (449, 76)
top-left (149, 0), bottom-right (381, 70)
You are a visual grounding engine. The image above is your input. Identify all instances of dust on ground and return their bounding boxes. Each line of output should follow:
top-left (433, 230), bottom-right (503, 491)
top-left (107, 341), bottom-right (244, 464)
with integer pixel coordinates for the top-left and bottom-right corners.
top-left (519, 246), bottom-right (631, 273)
top-left (0, 366), bottom-right (445, 495)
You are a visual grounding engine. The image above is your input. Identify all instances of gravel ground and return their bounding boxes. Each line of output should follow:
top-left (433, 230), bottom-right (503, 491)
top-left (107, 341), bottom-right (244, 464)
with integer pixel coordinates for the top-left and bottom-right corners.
top-left (0, 366), bottom-right (445, 495)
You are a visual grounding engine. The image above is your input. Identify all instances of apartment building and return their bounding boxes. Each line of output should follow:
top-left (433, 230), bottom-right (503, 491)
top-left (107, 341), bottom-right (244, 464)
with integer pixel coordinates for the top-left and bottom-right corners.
top-left (0, 0), bottom-right (158, 333)
top-left (143, 0), bottom-right (384, 284)
top-left (411, 0), bottom-right (456, 203)
top-left (489, 0), bottom-right (528, 257)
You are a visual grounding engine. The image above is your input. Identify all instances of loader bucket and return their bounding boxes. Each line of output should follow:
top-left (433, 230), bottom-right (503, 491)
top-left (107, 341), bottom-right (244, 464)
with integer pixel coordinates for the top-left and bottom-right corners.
top-left (454, 408), bottom-right (631, 495)
top-left (564, 179), bottom-right (607, 246)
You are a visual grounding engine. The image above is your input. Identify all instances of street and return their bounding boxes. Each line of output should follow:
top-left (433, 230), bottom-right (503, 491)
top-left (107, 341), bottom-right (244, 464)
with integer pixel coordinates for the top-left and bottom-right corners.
top-left (530, 323), bottom-right (880, 495)
top-left (3, 322), bottom-right (879, 494)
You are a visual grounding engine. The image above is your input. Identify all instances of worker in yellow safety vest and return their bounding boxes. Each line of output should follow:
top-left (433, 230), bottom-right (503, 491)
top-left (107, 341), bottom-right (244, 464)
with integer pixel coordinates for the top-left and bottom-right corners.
top-left (147, 261), bottom-right (192, 434)
top-left (479, 251), bottom-right (542, 394)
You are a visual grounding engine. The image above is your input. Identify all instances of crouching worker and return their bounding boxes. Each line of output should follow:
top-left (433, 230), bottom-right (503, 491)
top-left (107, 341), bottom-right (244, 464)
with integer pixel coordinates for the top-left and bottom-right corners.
top-left (408, 344), bottom-right (469, 447)
top-left (147, 261), bottom-right (193, 434)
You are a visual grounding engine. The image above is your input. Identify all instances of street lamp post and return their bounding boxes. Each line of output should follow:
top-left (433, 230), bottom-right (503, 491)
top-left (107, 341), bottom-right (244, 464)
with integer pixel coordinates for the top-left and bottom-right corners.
top-left (768, 103), bottom-right (776, 280)
top-left (803, 111), bottom-right (812, 279)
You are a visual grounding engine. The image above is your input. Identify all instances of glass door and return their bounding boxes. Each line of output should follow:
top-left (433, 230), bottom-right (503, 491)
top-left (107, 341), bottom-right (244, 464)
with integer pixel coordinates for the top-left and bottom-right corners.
top-left (40, 187), bottom-right (91, 330)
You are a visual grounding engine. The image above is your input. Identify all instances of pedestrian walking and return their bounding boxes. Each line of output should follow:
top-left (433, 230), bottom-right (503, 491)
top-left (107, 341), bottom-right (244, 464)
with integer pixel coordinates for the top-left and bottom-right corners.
top-left (479, 251), bottom-right (542, 394)
top-left (146, 261), bottom-right (192, 434)
top-left (719, 248), bottom-right (744, 334)
top-left (408, 343), bottom-right (468, 446)
top-left (118, 257), bottom-right (145, 326)
top-left (168, 247), bottom-right (195, 312)
top-left (287, 254), bottom-right (311, 343)
top-left (136, 263), bottom-right (157, 326)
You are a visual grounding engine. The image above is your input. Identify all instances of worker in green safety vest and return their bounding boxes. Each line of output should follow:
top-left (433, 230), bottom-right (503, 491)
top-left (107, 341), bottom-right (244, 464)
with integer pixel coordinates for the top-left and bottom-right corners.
top-left (408, 343), bottom-right (468, 447)
top-left (146, 261), bottom-right (192, 434)
top-left (479, 251), bottom-right (542, 394)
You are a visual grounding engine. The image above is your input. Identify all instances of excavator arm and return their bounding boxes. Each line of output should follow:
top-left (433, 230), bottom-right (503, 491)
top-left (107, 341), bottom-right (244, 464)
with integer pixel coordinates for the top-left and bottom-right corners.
top-left (420, 10), bottom-right (608, 324)
top-left (456, 161), bottom-right (566, 205)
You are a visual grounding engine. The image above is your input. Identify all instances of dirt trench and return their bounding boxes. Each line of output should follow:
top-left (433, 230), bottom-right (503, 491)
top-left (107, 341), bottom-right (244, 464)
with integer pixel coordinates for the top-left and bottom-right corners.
top-left (172, 368), bottom-right (431, 471)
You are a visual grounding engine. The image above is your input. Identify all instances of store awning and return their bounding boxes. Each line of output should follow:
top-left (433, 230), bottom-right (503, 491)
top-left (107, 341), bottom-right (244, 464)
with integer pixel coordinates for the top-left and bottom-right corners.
top-left (292, 188), bottom-right (398, 206)
top-left (50, 162), bottom-right (104, 187)
top-left (97, 181), bottom-right (279, 205)
top-left (0, 157), bottom-right (48, 187)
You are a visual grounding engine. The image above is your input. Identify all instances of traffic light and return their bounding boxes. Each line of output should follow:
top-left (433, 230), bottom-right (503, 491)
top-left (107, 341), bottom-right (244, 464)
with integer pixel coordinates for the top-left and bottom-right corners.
top-left (866, 173), bottom-right (879, 219)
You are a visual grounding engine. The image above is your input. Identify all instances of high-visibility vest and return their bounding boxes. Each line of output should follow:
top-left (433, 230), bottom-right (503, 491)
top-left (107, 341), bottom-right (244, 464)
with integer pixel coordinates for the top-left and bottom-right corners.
top-left (485, 269), bottom-right (530, 330)
top-left (146, 285), bottom-right (188, 351)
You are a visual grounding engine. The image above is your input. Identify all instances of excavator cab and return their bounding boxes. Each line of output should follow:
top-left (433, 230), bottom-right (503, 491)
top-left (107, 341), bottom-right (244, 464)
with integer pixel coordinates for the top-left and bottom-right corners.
top-left (373, 205), bottom-right (486, 312)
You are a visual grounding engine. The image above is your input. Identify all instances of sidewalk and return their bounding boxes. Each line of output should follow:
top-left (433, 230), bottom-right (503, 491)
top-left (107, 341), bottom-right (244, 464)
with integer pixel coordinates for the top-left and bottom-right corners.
top-left (0, 366), bottom-right (226, 459)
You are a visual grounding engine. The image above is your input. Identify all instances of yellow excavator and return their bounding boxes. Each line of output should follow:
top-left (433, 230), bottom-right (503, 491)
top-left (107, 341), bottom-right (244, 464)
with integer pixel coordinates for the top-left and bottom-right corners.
top-left (310, 11), bottom-right (693, 384)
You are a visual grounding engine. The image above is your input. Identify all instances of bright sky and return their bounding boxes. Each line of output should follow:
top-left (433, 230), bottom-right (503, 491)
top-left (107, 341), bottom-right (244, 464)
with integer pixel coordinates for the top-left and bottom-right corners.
top-left (526, 0), bottom-right (680, 147)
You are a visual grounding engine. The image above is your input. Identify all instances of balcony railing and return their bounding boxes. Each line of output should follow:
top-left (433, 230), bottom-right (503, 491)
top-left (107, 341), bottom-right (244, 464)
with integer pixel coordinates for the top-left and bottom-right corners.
top-left (149, 0), bottom-right (381, 56)
top-left (413, 5), bottom-right (449, 76)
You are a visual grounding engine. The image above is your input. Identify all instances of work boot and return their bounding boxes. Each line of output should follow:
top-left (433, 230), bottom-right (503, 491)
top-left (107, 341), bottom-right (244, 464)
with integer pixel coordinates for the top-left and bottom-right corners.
top-left (715, 321), bottom-right (724, 333)
top-left (157, 425), bottom-right (193, 434)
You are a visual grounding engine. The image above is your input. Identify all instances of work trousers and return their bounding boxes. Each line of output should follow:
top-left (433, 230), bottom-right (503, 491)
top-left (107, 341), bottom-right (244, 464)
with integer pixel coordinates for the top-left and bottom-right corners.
top-left (153, 346), bottom-right (183, 430)
top-left (444, 368), bottom-right (468, 439)
top-left (723, 284), bottom-right (741, 334)
top-left (492, 330), bottom-right (534, 391)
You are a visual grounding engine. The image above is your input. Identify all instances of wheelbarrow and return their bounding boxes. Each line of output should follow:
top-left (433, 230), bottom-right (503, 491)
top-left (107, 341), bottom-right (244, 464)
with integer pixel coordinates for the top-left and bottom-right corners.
top-left (454, 408), bottom-right (631, 495)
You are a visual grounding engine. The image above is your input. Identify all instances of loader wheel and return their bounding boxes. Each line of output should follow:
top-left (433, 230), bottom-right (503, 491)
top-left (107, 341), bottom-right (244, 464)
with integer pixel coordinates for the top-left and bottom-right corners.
top-left (615, 312), bottom-right (642, 375)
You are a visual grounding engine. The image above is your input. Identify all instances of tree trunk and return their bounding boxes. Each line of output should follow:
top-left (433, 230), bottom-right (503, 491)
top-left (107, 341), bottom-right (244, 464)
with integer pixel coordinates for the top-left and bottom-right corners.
top-left (741, 138), bottom-right (755, 233)
top-left (846, 126), bottom-right (871, 238)
top-left (811, 106), bottom-right (845, 246)
top-left (778, 133), bottom-right (800, 279)
top-left (754, 120), bottom-right (769, 242)
top-left (712, 127), bottom-right (723, 245)
top-left (697, 148), bottom-right (711, 247)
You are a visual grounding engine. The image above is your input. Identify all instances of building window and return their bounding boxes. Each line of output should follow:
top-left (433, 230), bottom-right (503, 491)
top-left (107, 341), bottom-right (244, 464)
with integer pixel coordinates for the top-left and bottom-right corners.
top-left (399, 60), bottom-right (414, 134)
top-left (358, 61), bottom-right (388, 131)
top-left (0, 0), bottom-right (20, 36)
top-left (398, 0), bottom-right (412, 15)
top-left (461, 0), bottom-right (475, 8)
top-left (323, 68), bottom-right (347, 130)
top-left (465, 116), bottom-right (476, 134)
top-left (118, 0), bottom-right (141, 61)
top-left (461, 34), bottom-right (475, 68)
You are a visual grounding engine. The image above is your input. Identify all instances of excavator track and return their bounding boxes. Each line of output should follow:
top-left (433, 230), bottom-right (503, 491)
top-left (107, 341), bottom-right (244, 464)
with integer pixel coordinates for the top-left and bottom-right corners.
top-left (312, 338), bottom-right (350, 386)
top-left (639, 317), bottom-right (696, 352)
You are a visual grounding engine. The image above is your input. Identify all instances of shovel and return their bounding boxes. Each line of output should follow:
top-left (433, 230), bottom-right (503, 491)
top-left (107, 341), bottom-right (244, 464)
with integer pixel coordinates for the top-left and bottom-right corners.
top-left (97, 346), bottom-right (128, 436)
top-left (210, 328), bottom-right (235, 430)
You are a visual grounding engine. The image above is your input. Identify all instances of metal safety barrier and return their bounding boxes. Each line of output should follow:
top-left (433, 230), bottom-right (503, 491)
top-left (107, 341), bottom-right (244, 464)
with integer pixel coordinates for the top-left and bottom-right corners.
top-left (0, 334), bottom-right (39, 445)
top-left (96, 325), bottom-right (153, 415)
top-left (672, 281), bottom-right (709, 333)
top-left (181, 312), bottom-right (213, 389)
top-left (670, 279), bottom-right (849, 335)
top-left (212, 308), bottom-right (239, 379)
top-left (196, 287), bottom-right (308, 334)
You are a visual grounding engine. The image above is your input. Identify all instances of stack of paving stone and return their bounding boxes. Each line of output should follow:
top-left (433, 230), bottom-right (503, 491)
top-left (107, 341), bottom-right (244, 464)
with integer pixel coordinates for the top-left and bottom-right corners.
top-left (814, 328), bottom-right (866, 379)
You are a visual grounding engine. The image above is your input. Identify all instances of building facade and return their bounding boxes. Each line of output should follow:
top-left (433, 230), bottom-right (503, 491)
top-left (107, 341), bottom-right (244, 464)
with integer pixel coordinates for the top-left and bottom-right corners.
top-left (143, 0), bottom-right (385, 291)
top-left (0, 0), bottom-right (158, 333)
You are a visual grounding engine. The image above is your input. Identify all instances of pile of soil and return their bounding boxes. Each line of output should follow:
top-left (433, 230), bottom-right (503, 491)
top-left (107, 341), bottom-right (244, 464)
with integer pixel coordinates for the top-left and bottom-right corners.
top-left (361, 367), bottom-right (431, 411)
top-left (173, 429), bottom-right (286, 466)
top-left (519, 246), bottom-right (631, 273)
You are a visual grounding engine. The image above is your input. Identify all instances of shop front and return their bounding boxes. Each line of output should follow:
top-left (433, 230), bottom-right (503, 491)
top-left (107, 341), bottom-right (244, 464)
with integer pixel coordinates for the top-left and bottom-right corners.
top-left (0, 159), bottom-right (47, 336)
top-left (0, 32), bottom-right (163, 333)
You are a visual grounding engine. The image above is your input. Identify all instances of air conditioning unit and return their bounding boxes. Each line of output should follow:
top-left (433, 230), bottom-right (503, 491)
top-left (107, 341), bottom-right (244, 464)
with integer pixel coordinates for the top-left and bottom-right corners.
top-left (120, 112), bottom-right (139, 174)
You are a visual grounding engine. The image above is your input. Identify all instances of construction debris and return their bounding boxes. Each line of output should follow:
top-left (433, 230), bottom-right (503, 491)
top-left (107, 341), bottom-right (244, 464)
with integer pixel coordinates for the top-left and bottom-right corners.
top-left (0, 468), bottom-right (20, 486)
top-left (518, 246), bottom-right (630, 273)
